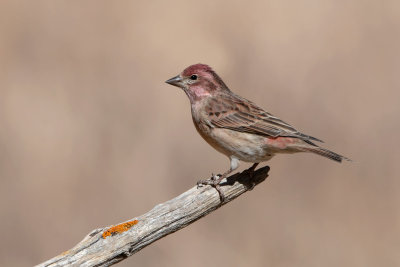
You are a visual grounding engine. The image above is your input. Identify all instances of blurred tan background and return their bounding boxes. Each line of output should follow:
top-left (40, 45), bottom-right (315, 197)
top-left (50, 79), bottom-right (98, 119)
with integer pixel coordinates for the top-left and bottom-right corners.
top-left (1, 1), bottom-right (399, 266)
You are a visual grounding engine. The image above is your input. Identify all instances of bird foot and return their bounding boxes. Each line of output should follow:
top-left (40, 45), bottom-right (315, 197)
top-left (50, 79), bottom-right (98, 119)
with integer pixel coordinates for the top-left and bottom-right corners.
top-left (196, 173), bottom-right (220, 186)
top-left (197, 173), bottom-right (226, 203)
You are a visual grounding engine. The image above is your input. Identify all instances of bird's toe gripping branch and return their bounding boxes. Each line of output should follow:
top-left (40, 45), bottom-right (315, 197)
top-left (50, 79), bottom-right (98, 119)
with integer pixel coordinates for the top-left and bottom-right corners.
top-left (196, 164), bottom-right (268, 203)
top-left (197, 173), bottom-right (227, 202)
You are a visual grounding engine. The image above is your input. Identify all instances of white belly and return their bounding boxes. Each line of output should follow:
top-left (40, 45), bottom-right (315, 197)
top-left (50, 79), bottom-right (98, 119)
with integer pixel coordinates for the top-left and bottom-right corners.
top-left (206, 128), bottom-right (274, 162)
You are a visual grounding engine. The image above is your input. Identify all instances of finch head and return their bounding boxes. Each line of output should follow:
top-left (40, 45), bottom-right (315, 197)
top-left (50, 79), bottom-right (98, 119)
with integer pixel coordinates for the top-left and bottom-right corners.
top-left (165, 64), bottom-right (229, 102)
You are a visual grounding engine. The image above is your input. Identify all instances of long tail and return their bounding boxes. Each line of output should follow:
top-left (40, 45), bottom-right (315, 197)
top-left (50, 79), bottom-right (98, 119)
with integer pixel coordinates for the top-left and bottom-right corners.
top-left (302, 146), bottom-right (350, 163)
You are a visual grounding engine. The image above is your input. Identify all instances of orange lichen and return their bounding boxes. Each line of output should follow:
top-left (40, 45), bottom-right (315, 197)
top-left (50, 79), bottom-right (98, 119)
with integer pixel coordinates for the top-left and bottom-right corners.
top-left (61, 250), bottom-right (70, 255)
top-left (102, 220), bottom-right (139, 239)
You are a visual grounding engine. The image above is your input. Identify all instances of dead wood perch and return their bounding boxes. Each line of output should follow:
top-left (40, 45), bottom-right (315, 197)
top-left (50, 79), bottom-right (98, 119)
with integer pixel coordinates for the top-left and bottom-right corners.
top-left (36, 166), bottom-right (270, 267)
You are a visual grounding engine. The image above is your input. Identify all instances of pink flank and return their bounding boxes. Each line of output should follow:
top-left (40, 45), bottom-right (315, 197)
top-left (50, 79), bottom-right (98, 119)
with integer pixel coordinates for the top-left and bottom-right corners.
top-left (265, 137), bottom-right (296, 149)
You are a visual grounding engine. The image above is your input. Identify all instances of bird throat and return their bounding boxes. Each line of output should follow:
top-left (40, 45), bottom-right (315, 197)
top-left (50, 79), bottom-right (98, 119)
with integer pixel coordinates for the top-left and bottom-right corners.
top-left (185, 85), bottom-right (212, 102)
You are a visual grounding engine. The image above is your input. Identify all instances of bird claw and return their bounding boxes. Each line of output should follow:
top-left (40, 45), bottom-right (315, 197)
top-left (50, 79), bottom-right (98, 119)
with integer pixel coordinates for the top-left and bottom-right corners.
top-left (197, 173), bottom-right (220, 187)
top-left (196, 173), bottom-right (226, 203)
top-left (196, 179), bottom-right (212, 188)
top-left (211, 173), bottom-right (221, 181)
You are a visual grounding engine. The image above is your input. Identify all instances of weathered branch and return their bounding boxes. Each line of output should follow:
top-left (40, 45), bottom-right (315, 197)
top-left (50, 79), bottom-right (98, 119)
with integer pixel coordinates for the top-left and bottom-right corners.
top-left (36, 166), bottom-right (270, 267)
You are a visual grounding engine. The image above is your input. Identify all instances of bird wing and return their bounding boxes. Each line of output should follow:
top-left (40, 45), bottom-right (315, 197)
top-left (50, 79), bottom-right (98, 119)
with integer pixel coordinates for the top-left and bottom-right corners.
top-left (205, 93), bottom-right (323, 143)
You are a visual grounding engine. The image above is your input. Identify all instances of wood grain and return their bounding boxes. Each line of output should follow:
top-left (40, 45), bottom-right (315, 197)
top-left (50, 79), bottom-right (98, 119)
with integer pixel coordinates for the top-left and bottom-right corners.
top-left (36, 166), bottom-right (270, 267)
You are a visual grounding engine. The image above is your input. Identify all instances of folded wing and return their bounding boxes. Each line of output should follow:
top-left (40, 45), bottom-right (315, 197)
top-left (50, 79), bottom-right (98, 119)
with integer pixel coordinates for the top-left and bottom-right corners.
top-left (206, 93), bottom-right (323, 143)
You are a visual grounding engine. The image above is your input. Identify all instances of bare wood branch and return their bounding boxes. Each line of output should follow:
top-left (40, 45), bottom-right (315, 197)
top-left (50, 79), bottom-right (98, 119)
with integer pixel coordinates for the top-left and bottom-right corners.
top-left (36, 166), bottom-right (270, 267)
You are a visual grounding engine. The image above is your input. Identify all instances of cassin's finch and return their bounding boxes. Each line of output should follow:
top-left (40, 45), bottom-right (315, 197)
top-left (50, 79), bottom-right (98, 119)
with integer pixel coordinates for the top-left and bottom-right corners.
top-left (166, 64), bottom-right (349, 201)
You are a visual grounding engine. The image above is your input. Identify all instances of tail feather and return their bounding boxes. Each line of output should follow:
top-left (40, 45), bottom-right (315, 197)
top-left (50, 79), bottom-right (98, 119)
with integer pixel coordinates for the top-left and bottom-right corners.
top-left (302, 147), bottom-right (350, 163)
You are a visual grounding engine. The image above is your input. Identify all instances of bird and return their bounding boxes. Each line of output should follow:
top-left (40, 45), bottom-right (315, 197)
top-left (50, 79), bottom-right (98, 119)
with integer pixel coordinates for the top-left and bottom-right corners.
top-left (166, 63), bottom-right (349, 201)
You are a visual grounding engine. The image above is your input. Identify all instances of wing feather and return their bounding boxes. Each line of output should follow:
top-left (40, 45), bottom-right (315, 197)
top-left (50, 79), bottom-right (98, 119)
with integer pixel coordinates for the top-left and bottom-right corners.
top-left (206, 93), bottom-right (323, 143)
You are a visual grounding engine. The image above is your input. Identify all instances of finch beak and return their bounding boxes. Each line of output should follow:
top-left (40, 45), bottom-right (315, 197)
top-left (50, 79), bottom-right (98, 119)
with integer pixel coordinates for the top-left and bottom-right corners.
top-left (165, 75), bottom-right (183, 88)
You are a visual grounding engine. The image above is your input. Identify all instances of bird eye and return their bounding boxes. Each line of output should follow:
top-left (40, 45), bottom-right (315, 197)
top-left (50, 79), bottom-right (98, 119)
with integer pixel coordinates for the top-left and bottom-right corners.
top-left (190, 74), bottom-right (198, 80)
